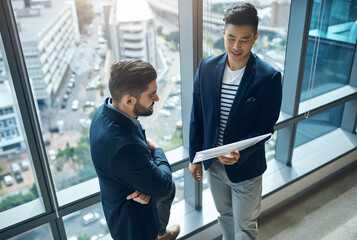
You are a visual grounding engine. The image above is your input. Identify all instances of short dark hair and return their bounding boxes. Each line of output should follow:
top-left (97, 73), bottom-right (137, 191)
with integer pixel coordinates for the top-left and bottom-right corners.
top-left (109, 59), bottom-right (157, 102)
top-left (223, 3), bottom-right (259, 34)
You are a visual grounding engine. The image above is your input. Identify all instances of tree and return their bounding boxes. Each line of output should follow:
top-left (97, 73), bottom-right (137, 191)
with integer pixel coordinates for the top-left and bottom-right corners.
top-left (0, 183), bottom-right (38, 212)
top-left (77, 233), bottom-right (91, 240)
top-left (75, 0), bottom-right (95, 33)
top-left (96, 83), bottom-right (106, 97)
top-left (157, 26), bottom-right (163, 36)
top-left (214, 37), bottom-right (225, 51)
top-left (166, 31), bottom-right (179, 48)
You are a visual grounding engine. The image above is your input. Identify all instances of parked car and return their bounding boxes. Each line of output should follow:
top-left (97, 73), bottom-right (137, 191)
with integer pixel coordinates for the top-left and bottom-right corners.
top-left (3, 175), bottom-right (14, 186)
top-left (49, 126), bottom-right (60, 133)
top-left (48, 149), bottom-right (57, 161)
top-left (14, 172), bottom-right (23, 183)
top-left (84, 101), bottom-right (95, 108)
top-left (72, 99), bottom-right (79, 111)
top-left (10, 162), bottom-right (21, 173)
top-left (68, 82), bottom-right (74, 88)
top-left (94, 63), bottom-right (100, 71)
top-left (20, 160), bottom-right (29, 171)
top-left (82, 211), bottom-right (100, 225)
top-left (90, 234), bottom-right (104, 240)
top-left (66, 87), bottom-right (72, 95)
top-left (86, 82), bottom-right (97, 90)
top-left (61, 100), bottom-right (67, 109)
top-left (69, 77), bottom-right (75, 86)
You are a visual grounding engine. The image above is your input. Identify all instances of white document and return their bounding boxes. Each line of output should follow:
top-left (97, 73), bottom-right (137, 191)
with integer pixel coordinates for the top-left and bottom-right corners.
top-left (192, 133), bottom-right (272, 163)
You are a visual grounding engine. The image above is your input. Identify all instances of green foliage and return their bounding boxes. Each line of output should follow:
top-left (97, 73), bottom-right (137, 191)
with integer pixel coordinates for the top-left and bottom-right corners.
top-left (157, 26), bottom-right (163, 36)
top-left (162, 129), bottom-right (183, 152)
top-left (77, 233), bottom-right (91, 240)
top-left (96, 83), bottom-right (106, 97)
top-left (75, 0), bottom-right (95, 33)
top-left (0, 183), bottom-right (39, 212)
top-left (214, 37), bottom-right (225, 51)
top-left (57, 142), bottom-right (75, 161)
top-left (166, 31), bottom-right (179, 47)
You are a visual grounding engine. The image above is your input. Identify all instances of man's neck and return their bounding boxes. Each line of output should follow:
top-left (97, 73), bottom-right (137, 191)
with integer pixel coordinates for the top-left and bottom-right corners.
top-left (227, 53), bottom-right (250, 71)
top-left (111, 100), bottom-right (137, 119)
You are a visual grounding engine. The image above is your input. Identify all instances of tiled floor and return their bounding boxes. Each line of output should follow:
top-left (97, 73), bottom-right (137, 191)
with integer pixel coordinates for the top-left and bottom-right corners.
top-left (214, 162), bottom-right (357, 240)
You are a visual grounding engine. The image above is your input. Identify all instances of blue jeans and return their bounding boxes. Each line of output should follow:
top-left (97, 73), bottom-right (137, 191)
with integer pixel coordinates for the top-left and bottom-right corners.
top-left (207, 159), bottom-right (262, 240)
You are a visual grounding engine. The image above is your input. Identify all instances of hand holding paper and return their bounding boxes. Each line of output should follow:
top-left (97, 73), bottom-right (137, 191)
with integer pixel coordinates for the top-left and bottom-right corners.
top-left (192, 133), bottom-right (272, 163)
top-left (218, 150), bottom-right (240, 165)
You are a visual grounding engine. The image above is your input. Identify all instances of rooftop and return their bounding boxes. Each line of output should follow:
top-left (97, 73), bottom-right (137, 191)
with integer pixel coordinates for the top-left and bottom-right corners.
top-left (0, 81), bottom-right (14, 108)
top-left (12, 1), bottom-right (71, 42)
top-left (116, 0), bottom-right (153, 23)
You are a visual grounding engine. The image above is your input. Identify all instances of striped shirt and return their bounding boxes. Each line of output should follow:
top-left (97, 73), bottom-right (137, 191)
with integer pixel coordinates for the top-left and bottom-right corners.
top-left (217, 65), bottom-right (246, 146)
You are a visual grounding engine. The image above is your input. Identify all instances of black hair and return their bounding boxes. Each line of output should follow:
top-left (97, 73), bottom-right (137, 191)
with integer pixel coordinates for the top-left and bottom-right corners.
top-left (223, 3), bottom-right (259, 34)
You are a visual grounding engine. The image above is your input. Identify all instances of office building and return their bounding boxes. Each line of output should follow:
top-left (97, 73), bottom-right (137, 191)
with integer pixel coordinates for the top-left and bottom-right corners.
top-left (108, 0), bottom-right (157, 68)
top-left (4, 0), bottom-right (80, 105)
top-left (0, 0), bottom-right (356, 239)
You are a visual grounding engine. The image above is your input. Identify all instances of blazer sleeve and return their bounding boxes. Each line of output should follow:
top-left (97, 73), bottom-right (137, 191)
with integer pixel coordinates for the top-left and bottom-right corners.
top-left (240, 71), bottom-right (282, 161)
top-left (113, 143), bottom-right (173, 198)
top-left (189, 59), bottom-right (204, 163)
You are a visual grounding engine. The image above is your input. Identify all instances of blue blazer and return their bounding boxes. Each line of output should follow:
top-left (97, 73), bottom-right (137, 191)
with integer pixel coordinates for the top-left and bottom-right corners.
top-left (90, 98), bottom-right (173, 240)
top-left (189, 52), bottom-right (282, 183)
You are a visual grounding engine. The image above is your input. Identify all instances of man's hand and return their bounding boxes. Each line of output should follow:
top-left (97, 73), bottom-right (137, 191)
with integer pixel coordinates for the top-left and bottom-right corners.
top-left (218, 150), bottom-right (240, 165)
top-left (189, 162), bottom-right (202, 182)
top-left (126, 190), bottom-right (151, 204)
top-left (146, 138), bottom-right (160, 151)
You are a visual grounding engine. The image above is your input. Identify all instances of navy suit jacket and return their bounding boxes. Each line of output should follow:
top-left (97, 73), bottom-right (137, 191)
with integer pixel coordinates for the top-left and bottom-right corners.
top-left (189, 52), bottom-right (282, 183)
top-left (90, 98), bottom-right (173, 240)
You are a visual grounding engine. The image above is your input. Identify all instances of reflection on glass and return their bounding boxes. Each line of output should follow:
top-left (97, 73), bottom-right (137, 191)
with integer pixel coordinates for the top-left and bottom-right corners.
top-left (300, 0), bottom-right (357, 102)
top-left (295, 104), bottom-right (343, 147)
top-left (8, 224), bottom-right (53, 240)
top-left (265, 131), bottom-right (277, 161)
top-left (10, 0), bottom-right (182, 200)
top-left (203, 0), bottom-right (291, 73)
top-left (0, 36), bottom-right (41, 215)
top-left (63, 202), bottom-right (108, 240)
top-left (172, 169), bottom-right (184, 204)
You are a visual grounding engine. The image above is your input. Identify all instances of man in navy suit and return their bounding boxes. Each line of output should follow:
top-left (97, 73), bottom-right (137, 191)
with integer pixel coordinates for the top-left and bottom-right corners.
top-left (189, 3), bottom-right (282, 240)
top-left (90, 60), bottom-right (180, 240)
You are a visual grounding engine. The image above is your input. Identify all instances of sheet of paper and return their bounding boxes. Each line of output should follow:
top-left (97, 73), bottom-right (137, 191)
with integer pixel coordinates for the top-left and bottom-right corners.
top-left (192, 133), bottom-right (272, 163)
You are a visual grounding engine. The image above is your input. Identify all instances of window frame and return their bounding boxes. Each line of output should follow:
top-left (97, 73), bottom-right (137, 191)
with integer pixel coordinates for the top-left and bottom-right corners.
top-left (0, 0), bottom-right (357, 239)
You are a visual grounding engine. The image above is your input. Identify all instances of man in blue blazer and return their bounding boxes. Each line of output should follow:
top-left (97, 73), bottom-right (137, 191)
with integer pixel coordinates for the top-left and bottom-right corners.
top-left (189, 3), bottom-right (282, 240)
top-left (90, 60), bottom-right (180, 240)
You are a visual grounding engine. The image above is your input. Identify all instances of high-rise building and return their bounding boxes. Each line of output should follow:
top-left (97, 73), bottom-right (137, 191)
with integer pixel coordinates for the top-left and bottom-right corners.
top-left (0, 0), bottom-right (81, 105)
top-left (271, 0), bottom-right (290, 27)
top-left (108, 0), bottom-right (157, 68)
top-left (0, 81), bottom-right (26, 155)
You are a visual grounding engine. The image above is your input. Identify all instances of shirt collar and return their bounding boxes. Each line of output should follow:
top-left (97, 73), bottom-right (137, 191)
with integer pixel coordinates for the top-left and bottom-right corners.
top-left (107, 98), bottom-right (140, 126)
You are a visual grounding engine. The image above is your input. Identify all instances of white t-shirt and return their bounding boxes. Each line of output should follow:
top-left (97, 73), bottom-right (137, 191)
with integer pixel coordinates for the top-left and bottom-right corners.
top-left (217, 64), bottom-right (246, 146)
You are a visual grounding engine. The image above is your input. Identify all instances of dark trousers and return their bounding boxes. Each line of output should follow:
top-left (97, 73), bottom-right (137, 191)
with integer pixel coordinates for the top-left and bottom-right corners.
top-left (156, 181), bottom-right (176, 236)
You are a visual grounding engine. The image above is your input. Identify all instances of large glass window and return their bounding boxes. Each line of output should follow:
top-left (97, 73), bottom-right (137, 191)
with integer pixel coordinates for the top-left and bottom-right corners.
top-left (203, 0), bottom-right (291, 73)
top-left (8, 224), bottom-right (53, 240)
top-left (295, 104), bottom-right (344, 147)
top-left (0, 35), bottom-right (43, 227)
top-left (63, 203), bottom-right (107, 240)
top-left (300, 0), bottom-right (357, 102)
top-left (11, 0), bottom-right (182, 204)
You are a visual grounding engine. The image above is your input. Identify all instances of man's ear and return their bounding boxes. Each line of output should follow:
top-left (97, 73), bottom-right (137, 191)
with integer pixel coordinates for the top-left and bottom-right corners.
top-left (253, 31), bottom-right (259, 42)
top-left (122, 95), bottom-right (136, 107)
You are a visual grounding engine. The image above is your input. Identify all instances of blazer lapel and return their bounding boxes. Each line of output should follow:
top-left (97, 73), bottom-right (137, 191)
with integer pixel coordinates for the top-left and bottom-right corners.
top-left (214, 54), bottom-right (228, 125)
top-left (226, 53), bottom-right (256, 126)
